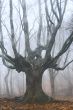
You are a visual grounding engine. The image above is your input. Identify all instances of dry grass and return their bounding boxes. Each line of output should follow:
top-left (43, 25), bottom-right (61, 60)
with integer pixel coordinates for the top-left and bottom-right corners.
top-left (0, 98), bottom-right (73, 110)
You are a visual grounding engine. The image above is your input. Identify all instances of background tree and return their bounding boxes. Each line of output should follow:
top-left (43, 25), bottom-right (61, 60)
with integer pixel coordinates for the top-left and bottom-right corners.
top-left (0, 0), bottom-right (73, 103)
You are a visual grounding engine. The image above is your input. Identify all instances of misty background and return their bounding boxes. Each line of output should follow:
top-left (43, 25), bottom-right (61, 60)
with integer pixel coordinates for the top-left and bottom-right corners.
top-left (0, 0), bottom-right (73, 99)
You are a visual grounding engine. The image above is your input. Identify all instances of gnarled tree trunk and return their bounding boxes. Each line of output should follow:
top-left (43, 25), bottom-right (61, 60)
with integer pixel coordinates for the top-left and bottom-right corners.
top-left (24, 68), bottom-right (52, 103)
top-left (15, 67), bottom-right (53, 103)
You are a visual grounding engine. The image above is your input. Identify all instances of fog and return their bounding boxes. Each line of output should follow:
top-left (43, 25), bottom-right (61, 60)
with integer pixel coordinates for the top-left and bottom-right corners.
top-left (0, 0), bottom-right (73, 100)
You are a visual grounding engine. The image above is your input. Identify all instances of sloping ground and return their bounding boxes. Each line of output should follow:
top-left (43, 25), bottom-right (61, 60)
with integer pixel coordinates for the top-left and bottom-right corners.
top-left (0, 98), bottom-right (73, 110)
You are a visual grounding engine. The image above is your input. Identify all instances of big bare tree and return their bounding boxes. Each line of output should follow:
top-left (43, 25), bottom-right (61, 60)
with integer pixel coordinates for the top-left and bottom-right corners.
top-left (0, 0), bottom-right (73, 103)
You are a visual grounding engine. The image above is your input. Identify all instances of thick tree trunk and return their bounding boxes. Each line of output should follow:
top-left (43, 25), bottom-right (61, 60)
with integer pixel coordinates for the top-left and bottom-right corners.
top-left (15, 69), bottom-right (53, 103)
top-left (24, 73), bottom-right (52, 103)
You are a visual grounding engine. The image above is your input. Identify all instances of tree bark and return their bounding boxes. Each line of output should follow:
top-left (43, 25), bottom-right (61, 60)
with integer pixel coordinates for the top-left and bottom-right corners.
top-left (15, 68), bottom-right (53, 103)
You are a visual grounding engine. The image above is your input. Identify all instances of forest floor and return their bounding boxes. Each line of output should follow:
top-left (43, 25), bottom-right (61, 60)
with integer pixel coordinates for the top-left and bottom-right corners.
top-left (0, 97), bottom-right (73, 110)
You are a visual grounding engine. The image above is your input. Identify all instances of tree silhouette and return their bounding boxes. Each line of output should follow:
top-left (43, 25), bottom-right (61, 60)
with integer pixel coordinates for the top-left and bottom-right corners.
top-left (0, 0), bottom-right (73, 103)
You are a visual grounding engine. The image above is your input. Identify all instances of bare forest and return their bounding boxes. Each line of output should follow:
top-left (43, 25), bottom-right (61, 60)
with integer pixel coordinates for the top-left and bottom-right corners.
top-left (0, 0), bottom-right (73, 109)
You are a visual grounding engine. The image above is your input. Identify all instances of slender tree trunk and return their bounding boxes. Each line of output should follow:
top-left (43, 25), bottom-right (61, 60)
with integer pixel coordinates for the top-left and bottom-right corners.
top-left (5, 70), bottom-right (10, 97)
top-left (49, 69), bottom-right (55, 98)
top-left (66, 83), bottom-right (73, 96)
top-left (50, 76), bottom-right (55, 98)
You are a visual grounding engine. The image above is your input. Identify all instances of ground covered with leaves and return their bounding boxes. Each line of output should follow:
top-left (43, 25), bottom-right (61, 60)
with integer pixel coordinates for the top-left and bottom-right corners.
top-left (0, 98), bottom-right (73, 110)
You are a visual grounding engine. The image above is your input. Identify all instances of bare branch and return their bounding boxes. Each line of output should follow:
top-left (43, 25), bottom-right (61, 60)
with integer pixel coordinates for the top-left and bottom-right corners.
top-left (56, 0), bottom-right (61, 19)
top-left (29, 17), bottom-right (38, 35)
top-left (2, 21), bottom-right (11, 40)
top-left (0, 52), bottom-right (15, 69)
top-left (45, 22), bottom-right (61, 58)
top-left (62, 0), bottom-right (68, 16)
top-left (63, 49), bottom-right (70, 66)
top-left (21, 0), bottom-right (31, 55)
top-left (44, 0), bottom-right (52, 40)
top-left (54, 60), bottom-right (73, 71)
top-left (10, 0), bottom-right (18, 56)
top-left (0, 0), bottom-right (3, 46)
top-left (50, 0), bottom-right (59, 22)
top-left (0, 0), bottom-right (9, 68)
top-left (55, 31), bottom-right (73, 60)
top-left (0, 0), bottom-right (72, 75)
top-left (45, 0), bottom-right (67, 59)
top-left (37, 0), bottom-right (42, 47)
top-left (2, 59), bottom-right (15, 69)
